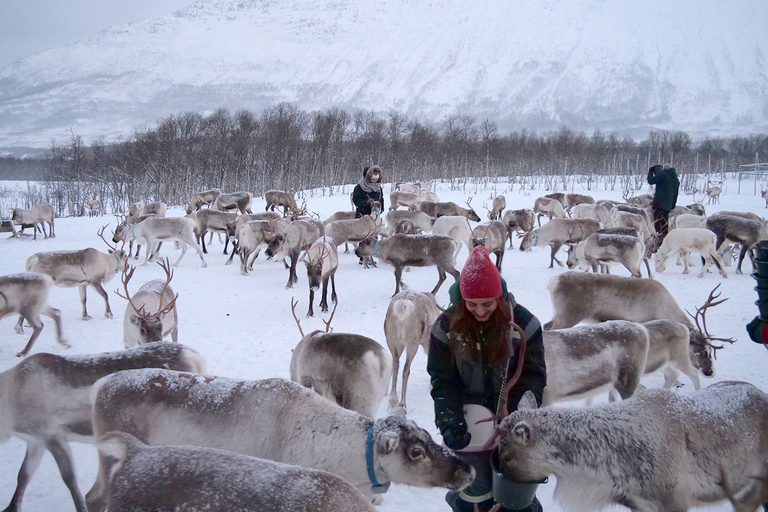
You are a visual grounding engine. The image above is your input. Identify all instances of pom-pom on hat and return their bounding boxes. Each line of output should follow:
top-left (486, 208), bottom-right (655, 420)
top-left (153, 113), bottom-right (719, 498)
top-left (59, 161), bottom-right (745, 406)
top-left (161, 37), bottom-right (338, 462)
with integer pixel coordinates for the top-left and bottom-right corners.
top-left (460, 246), bottom-right (503, 300)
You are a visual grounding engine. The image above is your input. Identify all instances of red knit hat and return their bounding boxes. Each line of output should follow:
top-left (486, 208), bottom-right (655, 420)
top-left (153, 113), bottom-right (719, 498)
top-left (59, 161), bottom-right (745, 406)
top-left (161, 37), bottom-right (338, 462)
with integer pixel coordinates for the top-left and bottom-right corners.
top-left (460, 246), bottom-right (503, 299)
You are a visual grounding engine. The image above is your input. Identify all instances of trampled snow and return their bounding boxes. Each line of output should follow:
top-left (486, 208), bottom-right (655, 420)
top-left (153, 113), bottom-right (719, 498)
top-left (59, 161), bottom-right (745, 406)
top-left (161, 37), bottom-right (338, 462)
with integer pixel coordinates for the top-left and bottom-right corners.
top-left (0, 176), bottom-right (766, 511)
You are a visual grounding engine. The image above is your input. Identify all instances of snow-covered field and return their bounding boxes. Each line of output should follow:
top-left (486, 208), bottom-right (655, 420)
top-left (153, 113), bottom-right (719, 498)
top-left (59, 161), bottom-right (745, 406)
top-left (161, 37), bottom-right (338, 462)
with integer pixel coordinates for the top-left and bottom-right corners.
top-left (1, 176), bottom-right (766, 512)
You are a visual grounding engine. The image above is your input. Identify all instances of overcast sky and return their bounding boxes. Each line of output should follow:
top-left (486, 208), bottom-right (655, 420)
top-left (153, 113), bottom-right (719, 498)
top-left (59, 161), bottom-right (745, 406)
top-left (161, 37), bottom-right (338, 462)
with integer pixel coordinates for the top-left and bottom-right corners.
top-left (0, 0), bottom-right (193, 69)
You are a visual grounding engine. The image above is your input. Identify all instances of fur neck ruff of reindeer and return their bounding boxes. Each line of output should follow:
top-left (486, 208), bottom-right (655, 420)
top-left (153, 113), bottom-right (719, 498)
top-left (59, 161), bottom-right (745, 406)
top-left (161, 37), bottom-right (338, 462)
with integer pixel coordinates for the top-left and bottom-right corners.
top-left (367, 420), bottom-right (391, 494)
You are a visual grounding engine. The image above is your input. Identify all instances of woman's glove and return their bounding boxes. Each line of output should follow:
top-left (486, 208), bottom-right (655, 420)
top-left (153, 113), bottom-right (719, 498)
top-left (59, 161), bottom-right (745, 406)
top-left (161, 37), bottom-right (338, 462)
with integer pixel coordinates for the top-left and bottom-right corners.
top-left (442, 423), bottom-right (471, 451)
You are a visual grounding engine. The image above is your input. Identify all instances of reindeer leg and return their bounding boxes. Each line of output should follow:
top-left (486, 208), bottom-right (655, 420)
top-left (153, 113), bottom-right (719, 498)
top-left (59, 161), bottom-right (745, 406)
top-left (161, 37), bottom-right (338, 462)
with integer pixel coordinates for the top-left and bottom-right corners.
top-left (286, 253), bottom-right (298, 289)
top-left (42, 305), bottom-right (68, 347)
top-left (307, 289), bottom-right (315, 317)
top-left (223, 234), bottom-right (229, 255)
top-left (14, 315), bottom-right (24, 334)
top-left (393, 265), bottom-right (404, 296)
top-left (401, 346), bottom-right (419, 409)
top-left (3, 441), bottom-right (46, 511)
top-left (16, 312), bottom-right (44, 357)
top-left (431, 267), bottom-right (447, 295)
top-left (192, 238), bottom-right (207, 269)
top-left (92, 282), bottom-right (113, 319)
top-left (46, 436), bottom-right (87, 512)
top-left (330, 273), bottom-right (337, 304)
top-left (320, 276), bottom-right (329, 312)
top-left (85, 452), bottom-right (111, 512)
top-left (79, 284), bottom-right (91, 320)
top-left (200, 230), bottom-right (209, 254)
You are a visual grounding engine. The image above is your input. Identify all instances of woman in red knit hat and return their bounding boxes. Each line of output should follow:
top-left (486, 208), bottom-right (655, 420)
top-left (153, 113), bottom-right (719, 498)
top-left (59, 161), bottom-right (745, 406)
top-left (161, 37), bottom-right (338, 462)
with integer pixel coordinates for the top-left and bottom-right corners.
top-left (427, 245), bottom-right (546, 512)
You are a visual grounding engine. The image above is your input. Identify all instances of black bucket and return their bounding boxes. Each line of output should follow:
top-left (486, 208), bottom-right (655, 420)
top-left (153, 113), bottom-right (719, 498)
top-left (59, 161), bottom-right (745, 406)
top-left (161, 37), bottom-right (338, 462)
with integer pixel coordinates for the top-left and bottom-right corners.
top-left (490, 448), bottom-right (547, 510)
top-left (755, 287), bottom-right (768, 305)
top-left (756, 300), bottom-right (768, 321)
top-left (753, 273), bottom-right (768, 290)
top-left (754, 259), bottom-right (768, 279)
top-left (754, 241), bottom-right (768, 262)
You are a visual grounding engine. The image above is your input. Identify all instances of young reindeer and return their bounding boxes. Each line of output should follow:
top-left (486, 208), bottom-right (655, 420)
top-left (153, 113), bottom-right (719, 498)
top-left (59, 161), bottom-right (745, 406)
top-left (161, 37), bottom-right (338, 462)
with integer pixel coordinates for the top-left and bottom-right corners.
top-left (290, 300), bottom-right (391, 417)
top-left (113, 216), bottom-right (207, 268)
top-left (487, 194), bottom-right (506, 221)
top-left (566, 232), bottom-right (647, 278)
top-left (11, 203), bottom-right (55, 240)
top-left (355, 233), bottom-right (460, 296)
top-left (24, 226), bottom-right (129, 320)
top-left (86, 369), bottom-right (474, 510)
top-left (654, 227), bottom-right (728, 278)
top-left (264, 218), bottom-right (324, 288)
top-left (1, 272), bottom-right (67, 357)
top-left (0, 342), bottom-right (205, 512)
top-left (302, 236), bottom-right (338, 317)
top-left (470, 220), bottom-right (507, 271)
top-left (384, 290), bottom-right (442, 409)
top-left (532, 196), bottom-right (565, 226)
top-left (92, 432), bottom-right (377, 512)
top-left (117, 258), bottom-right (179, 347)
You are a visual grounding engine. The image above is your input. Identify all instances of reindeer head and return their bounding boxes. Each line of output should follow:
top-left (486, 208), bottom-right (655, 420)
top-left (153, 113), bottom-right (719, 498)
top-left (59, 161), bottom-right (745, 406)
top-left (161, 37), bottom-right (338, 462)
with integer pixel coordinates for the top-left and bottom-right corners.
top-left (116, 259), bottom-right (178, 344)
top-left (686, 284), bottom-right (735, 377)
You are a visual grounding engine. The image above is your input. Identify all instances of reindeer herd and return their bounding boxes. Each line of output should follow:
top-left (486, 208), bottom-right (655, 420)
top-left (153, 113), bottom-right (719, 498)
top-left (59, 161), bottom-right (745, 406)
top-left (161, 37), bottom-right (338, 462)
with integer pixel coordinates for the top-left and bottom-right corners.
top-left (1, 179), bottom-right (768, 512)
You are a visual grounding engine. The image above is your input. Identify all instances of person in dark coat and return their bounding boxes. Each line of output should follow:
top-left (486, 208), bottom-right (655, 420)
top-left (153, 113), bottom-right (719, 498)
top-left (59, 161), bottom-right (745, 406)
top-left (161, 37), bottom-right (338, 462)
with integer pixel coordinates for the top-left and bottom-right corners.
top-left (427, 246), bottom-right (546, 512)
top-left (352, 165), bottom-right (384, 218)
top-left (647, 164), bottom-right (680, 240)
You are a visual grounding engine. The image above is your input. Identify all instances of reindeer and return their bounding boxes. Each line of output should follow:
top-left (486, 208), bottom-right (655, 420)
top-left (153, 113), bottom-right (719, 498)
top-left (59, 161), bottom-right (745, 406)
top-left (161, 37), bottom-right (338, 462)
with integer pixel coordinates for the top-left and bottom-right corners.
top-left (302, 236), bottom-right (338, 317)
top-left (610, 209), bottom-right (651, 241)
top-left (431, 215), bottom-right (473, 257)
top-left (641, 319), bottom-right (702, 390)
top-left (532, 196), bottom-right (565, 226)
top-left (185, 188), bottom-right (221, 214)
top-left (25, 226), bottom-right (129, 320)
top-left (126, 202), bottom-right (144, 224)
top-left (519, 218), bottom-right (601, 268)
top-left (385, 210), bottom-right (434, 235)
top-left (563, 192), bottom-right (595, 214)
top-left (613, 203), bottom-right (653, 229)
top-left (502, 208), bottom-right (535, 249)
top-left (87, 199), bottom-right (104, 217)
top-left (625, 192), bottom-right (654, 208)
top-left (264, 189), bottom-right (298, 216)
top-left (290, 301), bottom-right (390, 417)
top-left (762, 187), bottom-right (768, 208)
top-left (544, 272), bottom-right (734, 381)
top-left (394, 219), bottom-right (417, 234)
top-left (143, 201), bottom-right (167, 218)
top-left (86, 370), bottom-right (475, 509)
top-left (389, 191), bottom-right (422, 211)
top-left (655, 227), bottom-right (728, 278)
top-left (11, 203), bottom-right (55, 240)
top-left (541, 320), bottom-right (650, 405)
top-left (264, 218), bottom-right (324, 288)
top-left (394, 182), bottom-right (422, 194)
top-left (232, 218), bottom-right (289, 274)
top-left (113, 216), bottom-right (207, 268)
top-left (488, 195), bottom-right (506, 220)
top-left (323, 209), bottom-right (357, 225)
top-left (325, 214), bottom-right (385, 257)
top-left (419, 199), bottom-right (481, 221)
top-left (705, 214), bottom-right (768, 274)
top-left (497, 381), bottom-right (768, 512)
top-left (0, 343), bottom-right (205, 512)
top-left (186, 208), bottom-right (239, 254)
top-left (117, 213), bottom-right (160, 260)
top-left (214, 191), bottom-right (253, 214)
top-left (572, 202), bottom-right (611, 225)
top-left (117, 259), bottom-right (179, 347)
top-left (719, 466), bottom-right (768, 512)
top-left (384, 290), bottom-right (442, 409)
top-left (671, 203), bottom-right (706, 217)
top-left (0, 272), bottom-right (67, 357)
top-left (706, 180), bottom-right (723, 204)
top-left (566, 232), bottom-right (647, 278)
top-left (92, 432), bottom-right (377, 512)
top-left (223, 211), bottom-right (285, 264)
top-left (470, 220), bottom-right (507, 271)
top-left (355, 233), bottom-right (460, 296)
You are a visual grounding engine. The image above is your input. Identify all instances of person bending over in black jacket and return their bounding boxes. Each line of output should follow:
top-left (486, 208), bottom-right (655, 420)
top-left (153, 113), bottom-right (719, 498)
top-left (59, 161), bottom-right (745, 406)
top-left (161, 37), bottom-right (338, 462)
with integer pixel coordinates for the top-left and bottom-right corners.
top-left (647, 164), bottom-right (680, 241)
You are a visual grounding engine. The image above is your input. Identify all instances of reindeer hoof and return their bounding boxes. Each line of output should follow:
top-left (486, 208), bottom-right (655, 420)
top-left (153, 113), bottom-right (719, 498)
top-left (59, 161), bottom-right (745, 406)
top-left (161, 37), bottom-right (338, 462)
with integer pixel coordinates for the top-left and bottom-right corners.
top-left (15, 350), bottom-right (27, 357)
top-left (82, 314), bottom-right (92, 321)
top-left (105, 312), bottom-right (113, 319)
top-left (14, 326), bottom-right (24, 334)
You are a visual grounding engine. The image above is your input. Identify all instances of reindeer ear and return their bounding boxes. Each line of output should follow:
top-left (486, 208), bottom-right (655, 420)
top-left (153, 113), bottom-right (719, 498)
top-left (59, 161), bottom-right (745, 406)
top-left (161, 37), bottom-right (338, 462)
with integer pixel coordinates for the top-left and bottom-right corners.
top-left (517, 391), bottom-right (538, 411)
top-left (511, 421), bottom-right (533, 446)
top-left (377, 431), bottom-right (400, 454)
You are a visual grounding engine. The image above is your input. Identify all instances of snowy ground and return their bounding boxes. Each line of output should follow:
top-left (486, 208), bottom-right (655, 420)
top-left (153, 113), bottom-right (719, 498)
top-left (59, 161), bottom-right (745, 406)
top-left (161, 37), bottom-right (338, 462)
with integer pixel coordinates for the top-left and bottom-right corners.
top-left (1, 176), bottom-right (766, 512)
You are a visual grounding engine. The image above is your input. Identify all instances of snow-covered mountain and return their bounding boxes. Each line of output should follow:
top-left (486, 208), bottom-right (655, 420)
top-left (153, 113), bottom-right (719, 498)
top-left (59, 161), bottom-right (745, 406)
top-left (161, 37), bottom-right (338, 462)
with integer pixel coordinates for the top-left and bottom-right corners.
top-left (0, 0), bottom-right (766, 149)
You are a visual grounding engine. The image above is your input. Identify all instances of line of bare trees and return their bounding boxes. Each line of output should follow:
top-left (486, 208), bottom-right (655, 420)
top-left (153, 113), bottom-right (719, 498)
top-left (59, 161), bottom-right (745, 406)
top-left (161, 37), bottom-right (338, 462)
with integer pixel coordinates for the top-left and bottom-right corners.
top-left (3, 103), bottom-right (767, 215)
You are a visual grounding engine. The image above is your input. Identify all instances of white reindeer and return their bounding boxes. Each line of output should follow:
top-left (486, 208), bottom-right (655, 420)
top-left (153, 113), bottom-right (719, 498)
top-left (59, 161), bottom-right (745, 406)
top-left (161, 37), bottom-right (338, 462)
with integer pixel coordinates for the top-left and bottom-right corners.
top-left (389, 191), bottom-right (422, 211)
top-left (566, 232), bottom-right (647, 278)
top-left (431, 215), bottom-right (474, 257)
top-left (1, 272), bottom-right (67, 357)
top-left (113, 216), bottom-right (207, 268)
top-left (93, 431), bottom-right (377, 512)
top-left (385, 210), bottom-right (434, 235)
top-left (118, 259), bottom-right (179, 347)
top-left (519, 218), bottom-right (601, 268)
top-left (0, 343), bottom-right (205, 512)
top-left (86, 370), bottom-right (475, 509)
top-left (532, 196), bottom-right (565, 226)
top-left (302, 236), bottom-right (339, 317)
top-left (384, 290), bottom-right (442, 409)
top-left (654, 227), bottom-right (728, 278)
top-left (497, 381), bottom-right (768, 512)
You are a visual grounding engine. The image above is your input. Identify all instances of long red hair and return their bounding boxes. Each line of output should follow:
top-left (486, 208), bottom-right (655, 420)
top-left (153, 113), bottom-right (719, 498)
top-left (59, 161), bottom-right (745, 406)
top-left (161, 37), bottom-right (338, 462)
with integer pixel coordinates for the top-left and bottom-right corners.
top-left (449, 298), bottom-right (512, 365)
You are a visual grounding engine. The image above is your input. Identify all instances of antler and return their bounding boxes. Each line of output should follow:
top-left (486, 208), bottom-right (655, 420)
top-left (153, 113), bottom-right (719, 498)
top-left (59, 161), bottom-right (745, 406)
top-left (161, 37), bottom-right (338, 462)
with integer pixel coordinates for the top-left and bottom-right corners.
top-left (114, 264), bottom-right (147, 317)
top-left (290, 297), bottom-right (305, 337)
top-left (292, 200), bottom-right (308, 218)
top-left (686, 284), bottom-right (736, 351)
top-left (97, 224), bottom-right (117, 251)
top-left (321, 301), bottom-right (337, 333)
top-left (483, 201), bottom-right (493, 221)
top-left (155, 257), bottom-right (179, 316)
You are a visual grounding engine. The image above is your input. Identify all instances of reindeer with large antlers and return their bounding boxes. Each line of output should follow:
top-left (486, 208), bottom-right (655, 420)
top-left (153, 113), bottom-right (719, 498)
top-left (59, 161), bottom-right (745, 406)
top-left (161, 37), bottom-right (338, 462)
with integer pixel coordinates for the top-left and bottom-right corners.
top-left (22, 225), bottom-right (129, 321)
top-left (290, 299), bottom-right (391, 417)
top-left (117, 258), bottom-right (179, 347)
top-left (302, 236), bottom-right (339, 317)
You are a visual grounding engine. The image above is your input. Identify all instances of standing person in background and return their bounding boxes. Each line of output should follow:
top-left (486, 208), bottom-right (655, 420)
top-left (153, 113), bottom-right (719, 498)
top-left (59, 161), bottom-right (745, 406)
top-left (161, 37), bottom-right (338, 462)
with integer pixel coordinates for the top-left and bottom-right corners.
top-left (647, 164), bottom-right (680, 241)
top-left (352, 165), bottom-right (384, 218)
top-left (428, 246), bottom-right (546, 512)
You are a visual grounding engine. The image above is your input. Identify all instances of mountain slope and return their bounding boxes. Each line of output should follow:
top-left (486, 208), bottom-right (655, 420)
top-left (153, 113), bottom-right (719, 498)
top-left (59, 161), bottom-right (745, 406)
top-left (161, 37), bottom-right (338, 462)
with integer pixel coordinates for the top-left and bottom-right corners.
top-left (0, 0), bottom-right (766, 148)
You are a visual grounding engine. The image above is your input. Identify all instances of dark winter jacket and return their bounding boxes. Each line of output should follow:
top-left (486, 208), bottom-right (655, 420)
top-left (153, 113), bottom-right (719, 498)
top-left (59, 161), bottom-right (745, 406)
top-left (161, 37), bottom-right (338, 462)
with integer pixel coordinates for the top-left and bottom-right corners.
top-left (352, 166), bottom-right (384, 217)
top-left (427, 280), bottom-right (546, 437)
top-left (647, 164), bottom-right (680, 211)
